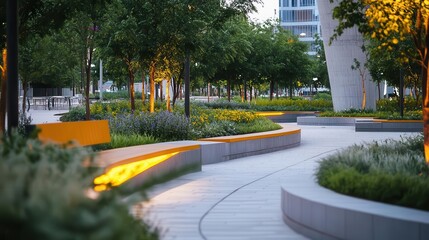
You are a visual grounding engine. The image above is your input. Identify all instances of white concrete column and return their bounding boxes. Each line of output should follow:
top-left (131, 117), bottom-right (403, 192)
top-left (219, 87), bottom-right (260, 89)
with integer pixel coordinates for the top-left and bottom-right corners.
top-left (318, 0), bottom-right (378, 111)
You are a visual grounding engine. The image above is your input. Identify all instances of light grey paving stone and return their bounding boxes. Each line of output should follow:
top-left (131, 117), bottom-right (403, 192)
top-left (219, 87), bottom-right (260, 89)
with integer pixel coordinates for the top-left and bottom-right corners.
top-left (135, 124), bottom-right (415, 240)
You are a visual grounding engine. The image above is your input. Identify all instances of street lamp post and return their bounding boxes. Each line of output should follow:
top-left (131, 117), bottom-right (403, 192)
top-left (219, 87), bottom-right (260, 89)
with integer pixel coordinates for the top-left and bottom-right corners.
top-left (7, 0), bottom-right (19, 132)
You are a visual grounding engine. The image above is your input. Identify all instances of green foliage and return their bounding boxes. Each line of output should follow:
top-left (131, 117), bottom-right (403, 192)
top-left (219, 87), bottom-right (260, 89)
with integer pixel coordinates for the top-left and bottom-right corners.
top-left (94, 133), bottom-right (159, 151)
top-left (191, 120), bottom-right (238, 139)
top-left (252, 98), bottom-right (332, 111)
top-left (101, 91), bottom-right (143, 101)
top-left (319, 108), bottom-right (377, 117)
top-left (312, 92), bottom-right (332, 101)
top-left (61, 101), bottom-right (282, 148)
top-left (234, 118), bottom-right (282, 134)
top-left (108, 111), bottom-right (192, 141)
top-left (198, 98), bottom-right (333, 111)
top-left (316, 135), bottom-right (429, 211)
top-left (377, 97), bottom-right (422, 112)
top-left (0, 132), bottom-right (157, 239)
top-left (60, 107), bottom-right (87, 121)
top-left (320, 101), bottom-right (423, 120)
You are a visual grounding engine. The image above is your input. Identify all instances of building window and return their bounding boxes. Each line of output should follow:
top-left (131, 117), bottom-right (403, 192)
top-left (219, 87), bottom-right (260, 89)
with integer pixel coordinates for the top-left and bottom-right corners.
top-left (281, 10), bottom-right (319, 22)
top-left (283, 25), bottom-right (318, 37)
top-left (291, 0), bottom-right (297, 7)
top-left (300, 0), bottom-right (315, 7)
top-left (283, 0), bottom-right (289, 7)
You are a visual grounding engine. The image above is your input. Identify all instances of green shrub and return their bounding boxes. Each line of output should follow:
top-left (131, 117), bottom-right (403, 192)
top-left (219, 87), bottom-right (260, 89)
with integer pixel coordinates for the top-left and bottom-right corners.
top-left (377, 97), bottom-right (422, 112)
top-left (316, 135), bottom-right (429, 211)
top-left (94, 133), bottom-right (159, 150)
top-left (60, 107), bottom-right (86, 121)
top-left (234, 117), bottom-right (282, 134)
top-left (108, 111), bottom-right (191, 141)
top-left (0, 132), bottom-right (158, 239)
top-left (312, 92), bottom-right (332, 101)
top-left (192, 120), bottom-right (237, 139)
top-left (198, 98), bottom-right (333, 111)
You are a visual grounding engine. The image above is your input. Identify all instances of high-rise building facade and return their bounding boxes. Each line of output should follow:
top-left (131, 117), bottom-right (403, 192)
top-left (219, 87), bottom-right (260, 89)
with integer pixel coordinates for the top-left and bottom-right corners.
top-left (279, 0), bottom-right (320, 55)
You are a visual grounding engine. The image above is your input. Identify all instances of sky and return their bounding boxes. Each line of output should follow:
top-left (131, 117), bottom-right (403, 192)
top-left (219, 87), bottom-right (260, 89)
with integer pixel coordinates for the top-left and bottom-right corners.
top-left (249, 0), bottom-right (278, 23)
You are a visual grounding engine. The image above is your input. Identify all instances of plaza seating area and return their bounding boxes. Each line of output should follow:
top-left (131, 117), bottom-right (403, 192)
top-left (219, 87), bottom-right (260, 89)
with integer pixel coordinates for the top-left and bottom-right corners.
top-left (30, 115), bottom-right (429, 240)
top-left (21, 95), bottom-right (82, 111)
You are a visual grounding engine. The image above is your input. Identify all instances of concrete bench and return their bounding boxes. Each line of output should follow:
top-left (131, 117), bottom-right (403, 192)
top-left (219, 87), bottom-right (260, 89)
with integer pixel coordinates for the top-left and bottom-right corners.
top-left (33, 120), bottom-right (201, 191)
top-left (33, 120), bottom-right (111, 146)
top-left (282, 182), bottom-right (429, 240)
top-left (257, 111), bottom-right (317, 123)
top-left (92, 142), bottom-right (201, 191)
top-left (33, 121), bottom-right (301, 191)
top-left (297, 116), bottom-right (358, 126)
top-left (199, 124), bottom-right (301, 163)
top-left (356, 119), bottom-right (423, 132)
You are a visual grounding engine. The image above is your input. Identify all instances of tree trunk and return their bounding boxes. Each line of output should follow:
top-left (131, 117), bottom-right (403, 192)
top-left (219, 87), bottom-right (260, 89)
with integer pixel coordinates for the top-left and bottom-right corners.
top-left (0, 48), bottom-right (7, 134)
top-left (207, 82), bottom-right (210, 103)
top-left (22, 81), bottom-right (28, 112)
top-left (160, 80), bottom-right (163, 101)
top-left (142, 70), bottom-right (145, 104)
top-left (269, 80), bottom-right (274, 100)
top-left (227, 79), bottom-right (231, 102)
top-left (240, 85), bottom-right (244, 102)
top-left (276, 82), bottom-right (279, 99)
top-left (423, 42), bottom-right (429, 163)
top-left (249, 86), bottom-right (253, 102)
top-left (85, 45), bottom-right (93, 121)
top-left (361, 77), bottom-right (366, 109)
top-left (424, 64), bottom-right (429, 163)
top-left (184, 51), bottom-right (190, 118)
top-left (128, 68), bottom-right (135, 112)
top-left (149, 61), bottom-right (155, 113)
top-left (172, 77), bottom-right (180, 107)
top-left (166, 77), bottom-right (171, 111)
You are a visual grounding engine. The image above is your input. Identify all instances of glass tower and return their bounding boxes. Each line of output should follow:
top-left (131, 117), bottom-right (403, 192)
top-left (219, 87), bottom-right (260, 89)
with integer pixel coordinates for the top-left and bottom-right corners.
top-left (279, 0), bottom-right (320, 55)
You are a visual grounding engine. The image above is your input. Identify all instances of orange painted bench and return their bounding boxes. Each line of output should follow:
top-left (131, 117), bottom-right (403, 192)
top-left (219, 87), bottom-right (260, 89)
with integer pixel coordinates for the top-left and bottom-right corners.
top-left (34, 120), bottom-right (111, 146)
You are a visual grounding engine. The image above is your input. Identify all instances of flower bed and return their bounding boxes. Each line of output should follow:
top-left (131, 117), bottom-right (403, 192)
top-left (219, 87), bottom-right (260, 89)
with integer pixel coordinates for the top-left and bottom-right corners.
top-left (316, 134), bottom-right (429, 211)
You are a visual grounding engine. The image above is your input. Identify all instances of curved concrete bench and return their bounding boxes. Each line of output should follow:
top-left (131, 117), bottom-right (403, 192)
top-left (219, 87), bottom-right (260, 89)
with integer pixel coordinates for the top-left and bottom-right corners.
top-left (356, 119), bottom-right (423, 132)
top-left (199, 124), bottom-right (301, 163)
top-left (93, 124), bottom-right (301, 190)
top-left (93, 142), bottom-right (201, 191)
top-left (297, 116), bottom-right (358, 126)
top-left (281, 180), bottom-right (429, 240)
top-left (258, 111), bottom-right (318, 123)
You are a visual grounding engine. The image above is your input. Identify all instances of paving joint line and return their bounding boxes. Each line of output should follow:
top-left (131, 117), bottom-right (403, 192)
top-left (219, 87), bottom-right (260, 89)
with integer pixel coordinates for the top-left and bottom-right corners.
top-left (197, 148), bottom-right (339, 240)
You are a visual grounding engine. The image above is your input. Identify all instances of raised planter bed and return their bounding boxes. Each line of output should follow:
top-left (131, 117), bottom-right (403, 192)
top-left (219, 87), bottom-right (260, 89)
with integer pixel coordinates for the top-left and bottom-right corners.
top-left (258, 111), bottom-right (318, 123)
top-left (297, 116), bottom-right (357, 126)
top-left (355, 119), bottom-right (423, 132)
top-left (199, 124), bottom-right (301, 163)
top-left (281, 180), bottom-right (429, 240)
top-left (92, 124), bottom-right (302, 189)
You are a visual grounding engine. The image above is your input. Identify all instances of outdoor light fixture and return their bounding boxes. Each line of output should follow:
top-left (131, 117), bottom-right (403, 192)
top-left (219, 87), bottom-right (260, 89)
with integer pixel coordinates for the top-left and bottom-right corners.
top-left (256, 112), bottom-right (284, 117)
top-left (94, 152), bottom-right (179, 191)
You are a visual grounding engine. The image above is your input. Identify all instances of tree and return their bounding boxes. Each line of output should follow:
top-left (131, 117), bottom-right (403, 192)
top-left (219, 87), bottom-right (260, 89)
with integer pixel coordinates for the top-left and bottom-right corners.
top-left (0, 0), bottom-right (77, 132)
top-left (351, 58), bottom-right (367, 109)
top-left (329, 0), bottom-right (429, 162)
top-left (99, 0), bottom-right (142, 112)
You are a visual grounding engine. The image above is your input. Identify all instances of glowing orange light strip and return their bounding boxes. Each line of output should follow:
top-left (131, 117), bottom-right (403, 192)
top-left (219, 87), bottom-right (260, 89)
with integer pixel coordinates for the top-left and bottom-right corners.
top-left (256, 112), bottom-right (285, 116)
top-left (94, 152), bottom-right (179, 191)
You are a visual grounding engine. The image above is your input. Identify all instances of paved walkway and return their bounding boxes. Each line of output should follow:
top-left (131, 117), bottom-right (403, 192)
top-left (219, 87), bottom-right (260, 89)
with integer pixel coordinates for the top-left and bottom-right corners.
top-left (133, 125), bottom-right (416, 240)
top-left (27, 110), bottom-right (418, 239)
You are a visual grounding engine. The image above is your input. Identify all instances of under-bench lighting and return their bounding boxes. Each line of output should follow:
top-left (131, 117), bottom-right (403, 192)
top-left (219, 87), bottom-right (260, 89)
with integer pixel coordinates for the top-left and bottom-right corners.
top-left (256, 112), bottom-right (284, 117)
top-left (94, 152), bottom-right (179, 191)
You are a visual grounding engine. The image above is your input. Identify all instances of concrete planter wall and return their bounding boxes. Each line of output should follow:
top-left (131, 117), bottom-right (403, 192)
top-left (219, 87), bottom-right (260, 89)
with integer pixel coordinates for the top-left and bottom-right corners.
top-left (318, 0), bottom-right (378, 111)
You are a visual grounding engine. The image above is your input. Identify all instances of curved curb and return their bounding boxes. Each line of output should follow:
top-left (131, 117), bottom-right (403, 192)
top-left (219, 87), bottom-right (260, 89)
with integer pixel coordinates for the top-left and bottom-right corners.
top-left (281, 181), bottom-right (429, 240)
top-left (297, 116), bottom-right (357, 126)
